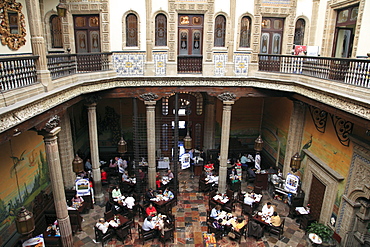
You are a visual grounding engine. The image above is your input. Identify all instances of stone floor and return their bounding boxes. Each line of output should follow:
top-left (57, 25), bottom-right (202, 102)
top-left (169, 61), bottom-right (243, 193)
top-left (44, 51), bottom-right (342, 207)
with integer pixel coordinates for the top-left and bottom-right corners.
top-left (72, 168), bottom-right (309, 247)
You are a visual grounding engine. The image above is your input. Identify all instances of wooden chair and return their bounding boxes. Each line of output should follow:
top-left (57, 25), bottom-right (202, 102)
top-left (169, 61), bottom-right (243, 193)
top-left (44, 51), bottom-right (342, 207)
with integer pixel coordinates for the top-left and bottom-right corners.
top-left (137, 223), bottom-right (156, 244)
top-left (160, 227), bottom-right (175, 246)
top-left (268, 218), bottom-right (285, 240)
top-left (116, 224), bottom-right (132, 242)
top-left (94, 226), bottom-right (114, 247)
top-left (241, 203), bottom-right (253, 216)
top-left (206, 222), bottom-right (223, 240)
top-left (253, 185), bottom-right (263, 194)
top-left (104, 210), bottom-right (114, 221)
top-left (230, 223), bottom-right (248, 243)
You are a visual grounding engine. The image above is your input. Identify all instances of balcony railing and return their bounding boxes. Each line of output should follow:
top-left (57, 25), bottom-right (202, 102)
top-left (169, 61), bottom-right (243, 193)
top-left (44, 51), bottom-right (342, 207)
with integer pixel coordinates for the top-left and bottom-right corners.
top-left (47, 53), bottom-right (77, 80)
top-left (258, 54), bottom-right (370, 88)
top-left (0, 55), bottom-right (38, 91)
top-left (178, 56), bottom-right (202, 74)
top-left (76, 52), bottom-right (111, 73)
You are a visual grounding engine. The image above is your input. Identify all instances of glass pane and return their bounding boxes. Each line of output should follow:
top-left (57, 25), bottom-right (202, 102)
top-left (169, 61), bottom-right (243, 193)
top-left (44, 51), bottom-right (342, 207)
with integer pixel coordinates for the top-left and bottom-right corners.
top-left (338, 10), bottom-right (348, 23)
top-left (260, 33), bottom-right (269, 54)
top-left (350, 7), bottom-right (358, 21)
top-left (155, 14), bottom-right (167, 46)
top-left (76, 30), bottom-right (88, 53)
top-left (179, 30), bottom-right (188, 55)
top-left (294, 19), bottom-right (305, 45)
top-left (272, 33), bottom-right (281, 54)
top-left (240, 16), bottom-right (251, 48)
top-left (335, 29), bottom-right (351, 58)
top-left (192, 30), bottom-right (201, 55)
top-left (126, 14), bottom-right (138, 46)
top-left (214, 15), bottom-right (226, 47)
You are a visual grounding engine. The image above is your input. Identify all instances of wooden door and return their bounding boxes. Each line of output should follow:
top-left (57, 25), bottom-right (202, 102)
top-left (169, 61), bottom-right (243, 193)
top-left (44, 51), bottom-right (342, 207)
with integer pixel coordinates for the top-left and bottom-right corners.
top-left (74, 15), bottom-right (100, 53)
top-left (260, 18), bottom-right (284, 54)
top-left (308, 175), bottom-right (326, 221)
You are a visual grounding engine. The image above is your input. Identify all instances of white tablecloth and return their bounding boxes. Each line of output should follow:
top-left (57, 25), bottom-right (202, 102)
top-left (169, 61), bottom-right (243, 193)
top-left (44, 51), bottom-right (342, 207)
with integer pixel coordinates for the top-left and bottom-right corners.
top-left (158, 160), bottom-right (170, 169)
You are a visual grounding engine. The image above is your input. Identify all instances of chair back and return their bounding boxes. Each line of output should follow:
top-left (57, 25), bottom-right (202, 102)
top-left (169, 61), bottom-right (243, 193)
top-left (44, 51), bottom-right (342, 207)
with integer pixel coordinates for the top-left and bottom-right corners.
top-left (104, 210), bottom-right (114, 221)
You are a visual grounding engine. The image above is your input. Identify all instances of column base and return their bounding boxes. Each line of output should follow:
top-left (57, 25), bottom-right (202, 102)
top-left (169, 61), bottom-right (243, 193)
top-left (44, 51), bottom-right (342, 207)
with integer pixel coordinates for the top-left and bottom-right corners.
top-left (94, 192), bottom-right (105, 206)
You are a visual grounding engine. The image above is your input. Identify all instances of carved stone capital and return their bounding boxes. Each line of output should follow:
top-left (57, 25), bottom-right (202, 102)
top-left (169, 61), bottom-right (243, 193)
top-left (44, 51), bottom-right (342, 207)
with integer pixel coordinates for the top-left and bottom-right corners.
top-left (217, 92), bottom-right (236, 101)
top-left (140, 92), bottom-right (159, 101)
top-left (45, 115), bottom-right (60, 131)
top-left (85, 94), bottom-right (101, 105)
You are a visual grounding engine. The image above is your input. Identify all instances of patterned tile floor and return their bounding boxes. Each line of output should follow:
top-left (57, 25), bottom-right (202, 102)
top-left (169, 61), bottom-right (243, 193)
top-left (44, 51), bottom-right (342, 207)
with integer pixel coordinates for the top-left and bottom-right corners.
top-left (73, 168), bottom-right (309, 246)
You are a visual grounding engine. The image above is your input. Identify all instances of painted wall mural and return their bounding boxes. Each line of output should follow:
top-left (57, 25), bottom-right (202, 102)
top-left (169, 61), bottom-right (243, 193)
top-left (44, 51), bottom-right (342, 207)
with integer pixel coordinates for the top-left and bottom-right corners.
top-left (0, 132), bottom-right (50, 245)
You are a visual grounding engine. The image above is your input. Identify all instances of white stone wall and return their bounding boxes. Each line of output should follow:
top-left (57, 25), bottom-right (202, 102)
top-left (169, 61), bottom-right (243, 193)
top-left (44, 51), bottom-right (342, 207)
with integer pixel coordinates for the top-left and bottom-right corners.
top-left (357, 0), bottom-right (370, 57)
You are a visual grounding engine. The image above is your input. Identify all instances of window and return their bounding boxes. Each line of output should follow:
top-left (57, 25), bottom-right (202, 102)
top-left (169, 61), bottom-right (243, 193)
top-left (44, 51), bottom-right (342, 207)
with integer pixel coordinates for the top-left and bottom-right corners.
top-left (294, 19), bottom-right (305, 46)
top-left (214, 15), bottom-right (226, 47)
top-left (155, 14), bottom-right (167, 46)
top-left (126, 14), bottom-right (138, 47)
top-left (50, 15), bottom-right (63, 48)
top-left (239, 16), bottom-right (251, 48)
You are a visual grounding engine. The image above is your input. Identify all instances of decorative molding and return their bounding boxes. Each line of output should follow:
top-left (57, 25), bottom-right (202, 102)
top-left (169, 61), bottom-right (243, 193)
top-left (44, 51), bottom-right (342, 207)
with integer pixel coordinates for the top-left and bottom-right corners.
top-left (331, 115), bottom-right (353, 147)
top-left (140, 92), bottom-right (158, 101)
top-left (217, 92), bottom-right (236, 101)
top-left (0, 76), bottom-right (369, 133)
top-left (45, 115), bottom-right (60, 131)
top-left (309, 105), bottom-right (328, 133)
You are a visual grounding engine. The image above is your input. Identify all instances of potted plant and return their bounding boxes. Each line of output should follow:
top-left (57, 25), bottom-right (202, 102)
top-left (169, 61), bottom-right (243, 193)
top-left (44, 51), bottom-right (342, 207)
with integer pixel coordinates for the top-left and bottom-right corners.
top-left (307, 221), bottom-right (333, 244)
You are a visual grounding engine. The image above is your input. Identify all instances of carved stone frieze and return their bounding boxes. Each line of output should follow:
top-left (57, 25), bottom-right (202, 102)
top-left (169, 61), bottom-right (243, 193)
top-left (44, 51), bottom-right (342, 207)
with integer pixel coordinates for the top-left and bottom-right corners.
top-left (0, 76), bottom-right (369, 133)
top-left (45, 115), bottom-right (60, 131)
top-left (140, 92), bottom-right (159, 101)
top-left (217, 92), bottom-right (236, 101)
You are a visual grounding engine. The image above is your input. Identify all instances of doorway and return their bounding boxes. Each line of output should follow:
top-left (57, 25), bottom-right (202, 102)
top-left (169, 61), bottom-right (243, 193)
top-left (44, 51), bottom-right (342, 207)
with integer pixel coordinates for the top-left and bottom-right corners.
top-left (260, 17), bottom-right (284, 54)
top-left (177, 14), bottom-right (203, 73)
top-left (73, 15), bottom-right (101, 53)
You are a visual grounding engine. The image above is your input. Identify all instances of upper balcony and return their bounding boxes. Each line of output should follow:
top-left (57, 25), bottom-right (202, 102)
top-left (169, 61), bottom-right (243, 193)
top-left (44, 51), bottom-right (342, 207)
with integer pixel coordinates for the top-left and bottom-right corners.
top-left (0, 52), bottom-right (369, 134)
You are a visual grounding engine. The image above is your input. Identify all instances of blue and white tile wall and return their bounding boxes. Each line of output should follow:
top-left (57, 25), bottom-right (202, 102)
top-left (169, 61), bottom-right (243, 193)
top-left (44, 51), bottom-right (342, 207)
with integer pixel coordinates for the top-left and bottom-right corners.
top-left (234, 53), bottom-right (250, 76)
top-left (214, 53), bottom-right (227, 76)
top-left (154, 52), bottom-right (167, 76)
top-left (113, 53), bottom-right (146, 76)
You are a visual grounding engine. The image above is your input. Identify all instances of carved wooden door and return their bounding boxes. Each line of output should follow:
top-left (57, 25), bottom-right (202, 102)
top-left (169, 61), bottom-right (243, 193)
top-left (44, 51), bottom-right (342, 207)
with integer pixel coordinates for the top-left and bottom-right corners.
top-left (308, 175), bottom-right (326, 221)
top-left (74, 15), bottom-right (101, 53)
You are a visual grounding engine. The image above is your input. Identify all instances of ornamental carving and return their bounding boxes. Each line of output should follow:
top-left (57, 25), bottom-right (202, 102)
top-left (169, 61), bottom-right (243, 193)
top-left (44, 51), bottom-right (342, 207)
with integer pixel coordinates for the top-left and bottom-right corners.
top-left (85, 94), bottom-right (101, 104)
top-left (309, 106), bottom-right (328, 133)
top-left (217, 92), bottom-right (236, 101)
top-left (140, 92), bottom-right (158, 101)
top-left (45, 115), bottom-right (60, 130)
top-left (331, 115), bottom-right (353, 147)
top-left (0, 0), bottom-right (27, 50)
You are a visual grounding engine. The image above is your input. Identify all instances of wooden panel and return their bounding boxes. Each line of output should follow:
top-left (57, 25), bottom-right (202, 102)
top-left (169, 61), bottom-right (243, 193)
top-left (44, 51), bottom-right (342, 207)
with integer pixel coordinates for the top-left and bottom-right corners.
top-left (308, 175), bottom-right (326, 221)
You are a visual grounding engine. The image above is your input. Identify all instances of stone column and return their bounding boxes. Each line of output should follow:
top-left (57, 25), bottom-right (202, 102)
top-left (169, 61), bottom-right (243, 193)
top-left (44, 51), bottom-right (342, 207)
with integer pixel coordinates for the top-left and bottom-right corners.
top-left (145, 0), bottom-right (155, 75)
top-left (283, 101), bottom-right (306, 177)
top-left (57, 112), bottom-right (75, 189)
top-left (140, 93), bottom-right (158, 190)
top-left (225, 0), bottom-right (236, 76)
top-left (86, 103), bottom-right (104, 205)
top-left (203, 96), bottom-right (216, 151)
top-left (25, 0), bottom-right (53, 91)
top-left (39, 127), bottom-right (73, 247)
top-left (217, 93), bottom-right (236, 194)
top-left (145, 100), bottom-right (157, 189)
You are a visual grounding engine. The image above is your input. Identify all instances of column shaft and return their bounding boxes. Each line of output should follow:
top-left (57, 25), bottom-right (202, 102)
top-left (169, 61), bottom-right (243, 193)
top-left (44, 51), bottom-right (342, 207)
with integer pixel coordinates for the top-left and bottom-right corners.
top-left (145, 101), bottom-right (157, 189)
top-left (203, 97), bottom-right (216, 152)
top-left (283, 101), bottom-right (306, 176)
top-left (87, 104), bottom-right (104, 205)
top-left (218, 101), bottom-right (234, 193)
top-left (25, 0), bottom-right (52, 91)
top-left (57, 113), bottom-right (75, 188)
top-left (41, 127), bottom-right (73, 247)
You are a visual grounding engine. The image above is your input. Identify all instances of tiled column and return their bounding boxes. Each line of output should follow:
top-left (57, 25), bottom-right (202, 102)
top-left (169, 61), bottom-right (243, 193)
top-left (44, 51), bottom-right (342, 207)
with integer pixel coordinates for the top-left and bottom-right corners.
top-left (145, 100), bottom-right (157, 189)
top-left (39, 127), bottom-right (73, 247)
top-left (57, 112), bottom-right (75, 189)
top-left (217, 93), bottom-right (236, 194)
top-left (25, 0), bottom-right (52, 91)
top-left (86, 103), bottom-right (104, 205)
top-left (203, 96), bottom-right (216, 151)
top-left (283, 100), bottom-right (306, 177)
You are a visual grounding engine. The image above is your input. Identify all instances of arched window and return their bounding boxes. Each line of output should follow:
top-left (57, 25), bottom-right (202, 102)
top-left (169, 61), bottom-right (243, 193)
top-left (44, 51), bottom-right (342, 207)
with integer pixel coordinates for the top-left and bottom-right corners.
top-left (294, 19), bottom-right (305, 46)
top-left (214, 15), bottom-right (226, 47)
top-left (239, 16), bottom-right (251, 48)
top-left (126, 14), bottom-right (138, 47)
top-left (50, 15), bottom-right (63, 48)
top-left (155, 14), bottom-right (167, 46)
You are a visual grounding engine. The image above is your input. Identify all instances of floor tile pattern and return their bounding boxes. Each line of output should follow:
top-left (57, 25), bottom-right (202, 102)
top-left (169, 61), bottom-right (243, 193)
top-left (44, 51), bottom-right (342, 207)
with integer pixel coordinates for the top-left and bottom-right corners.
top-left (73, 168), bottom-right (309, 246)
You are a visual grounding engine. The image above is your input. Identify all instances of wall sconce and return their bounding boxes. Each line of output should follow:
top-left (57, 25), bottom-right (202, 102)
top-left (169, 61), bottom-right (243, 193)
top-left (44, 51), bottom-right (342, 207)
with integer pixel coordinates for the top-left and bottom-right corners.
top-left (72, 154), bottom-right (84, 173)
top-left (290, 152), bottom-right (302, 172)
top-left (254, 135), bottom-right (264, 152)
top-left (16, 207), bottom-right (35, 235)
top-left (117, 136), bottom-right (127, 154)
top-left (56, 3), bottom-right (67, 18)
